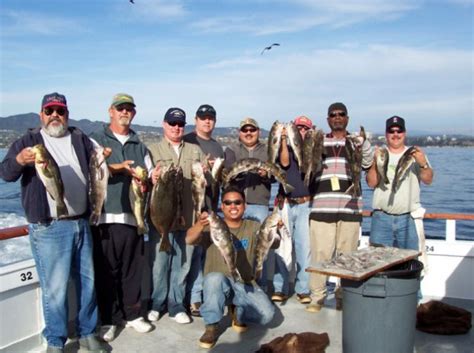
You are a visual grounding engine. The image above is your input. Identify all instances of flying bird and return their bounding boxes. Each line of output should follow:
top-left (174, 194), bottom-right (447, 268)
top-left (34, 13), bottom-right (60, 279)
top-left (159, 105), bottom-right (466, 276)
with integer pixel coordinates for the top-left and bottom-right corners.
top-left (130, 0), bottom-right (134, 3)
top-left (261, 43), bottom-right (280, 55)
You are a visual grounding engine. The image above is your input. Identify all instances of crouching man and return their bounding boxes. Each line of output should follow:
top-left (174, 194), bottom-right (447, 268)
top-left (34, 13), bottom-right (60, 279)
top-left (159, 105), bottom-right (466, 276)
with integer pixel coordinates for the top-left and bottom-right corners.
top-left (186, 186), bottom-right (275, 349)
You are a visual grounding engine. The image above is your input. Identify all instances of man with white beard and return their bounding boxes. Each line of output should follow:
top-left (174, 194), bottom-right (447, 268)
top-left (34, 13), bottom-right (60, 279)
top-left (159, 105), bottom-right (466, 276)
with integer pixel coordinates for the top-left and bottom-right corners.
top-left (0, 93), bottom-right (106, 353)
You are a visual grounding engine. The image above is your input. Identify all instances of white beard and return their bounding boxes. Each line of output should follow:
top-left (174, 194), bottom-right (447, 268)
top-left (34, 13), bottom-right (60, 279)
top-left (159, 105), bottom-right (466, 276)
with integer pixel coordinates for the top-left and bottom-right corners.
top-left (43, 122), bottom-right (67, 137)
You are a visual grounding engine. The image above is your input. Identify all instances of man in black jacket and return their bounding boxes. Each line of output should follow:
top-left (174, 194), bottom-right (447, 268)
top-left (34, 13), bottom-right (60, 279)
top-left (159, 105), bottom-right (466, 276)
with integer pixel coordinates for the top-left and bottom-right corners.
top-left (0, 93), bottom-right (105, 353)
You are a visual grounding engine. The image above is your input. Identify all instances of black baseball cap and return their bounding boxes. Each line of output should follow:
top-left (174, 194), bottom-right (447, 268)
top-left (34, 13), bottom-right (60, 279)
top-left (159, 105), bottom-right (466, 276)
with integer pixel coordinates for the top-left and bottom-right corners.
top-left (196, 104), bottom-right (216, 119)
top-left (386, 116), bottom-right (406, 132)
top-left (164, 107), bottom-right (186, 124)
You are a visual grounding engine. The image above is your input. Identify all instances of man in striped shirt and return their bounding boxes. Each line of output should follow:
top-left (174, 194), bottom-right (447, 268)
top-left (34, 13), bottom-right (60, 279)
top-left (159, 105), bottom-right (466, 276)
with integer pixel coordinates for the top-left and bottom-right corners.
top-left (307, 102), bottom-right (373, 313)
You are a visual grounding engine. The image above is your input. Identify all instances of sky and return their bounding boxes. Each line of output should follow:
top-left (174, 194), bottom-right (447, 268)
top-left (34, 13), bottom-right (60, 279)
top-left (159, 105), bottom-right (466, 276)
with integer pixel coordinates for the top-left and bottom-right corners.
top-left (0, 0), bottom-right (473, 135)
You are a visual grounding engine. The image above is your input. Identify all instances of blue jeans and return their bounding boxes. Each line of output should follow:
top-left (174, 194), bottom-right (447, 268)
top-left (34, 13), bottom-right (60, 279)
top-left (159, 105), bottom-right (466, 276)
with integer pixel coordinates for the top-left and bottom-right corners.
top-left (244, 204), bottom-right (269, 223)
top-left (187, 245), bottom-right (205, 305)
top-left (370, 211), bottom-right (419, 250)
top-left (29, 218), bottom-right (98, 348)
top-left (200, 272), bottom-right (275, 326)
top-left (273, 201), bottom-right (311, 295)
top-left (149, 228), bottom-right (194, 316)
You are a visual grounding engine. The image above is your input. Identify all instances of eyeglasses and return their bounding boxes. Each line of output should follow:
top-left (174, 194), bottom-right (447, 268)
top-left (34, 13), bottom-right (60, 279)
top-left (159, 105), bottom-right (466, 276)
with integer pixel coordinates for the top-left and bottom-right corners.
top-left (168, 121), bottom-right (185, 128)
top-left (115, 104), bottom-right (134, 112)
top-left (387, 128), bottom-right (405, 134)
top-left (297, 125), bottom-right (310, 131)
top-left (43, 107), bottom-right (66, 116)
top-left (222, 199), bottom-right (244, 206)
top-left (329, 111), bottom-right (347, 118)
top-left (240, 127), bottom-right (257, 133)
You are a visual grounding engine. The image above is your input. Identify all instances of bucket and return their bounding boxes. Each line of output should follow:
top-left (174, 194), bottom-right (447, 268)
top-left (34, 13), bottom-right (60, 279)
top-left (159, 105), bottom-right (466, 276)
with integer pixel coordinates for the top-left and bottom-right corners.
top-left (341, 259), bottom-right (423, 353)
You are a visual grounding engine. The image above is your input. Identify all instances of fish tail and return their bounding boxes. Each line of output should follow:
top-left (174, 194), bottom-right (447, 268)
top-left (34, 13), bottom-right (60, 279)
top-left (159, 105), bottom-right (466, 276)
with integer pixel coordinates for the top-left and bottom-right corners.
top-left (254, 268), bottom-right (262, 280)
top-left (232, 268), bottom-right (243, 282)
top-left (283, 183), bottom-right (295, 194)
top-left (159, 233), bottom-right (171, 252)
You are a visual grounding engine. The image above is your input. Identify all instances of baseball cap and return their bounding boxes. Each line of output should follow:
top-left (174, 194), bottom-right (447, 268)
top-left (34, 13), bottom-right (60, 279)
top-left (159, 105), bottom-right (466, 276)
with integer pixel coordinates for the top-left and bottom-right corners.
top-left (111, 93), bottom-right (135, 107)
top-left (164, 107), bottom-right (186, 124)
top-left (386, 116), bottom-right (406, 132)
top-left (196, 104), bottom-right (216, 119)
top-left (294, 115), bottom-right (313, 129)
top-left (42, 92), bottom-right (67, 109)
top-left (239, 117), bottom-right (259, 129)
top-left (328, 102), bottom-right (347, 115)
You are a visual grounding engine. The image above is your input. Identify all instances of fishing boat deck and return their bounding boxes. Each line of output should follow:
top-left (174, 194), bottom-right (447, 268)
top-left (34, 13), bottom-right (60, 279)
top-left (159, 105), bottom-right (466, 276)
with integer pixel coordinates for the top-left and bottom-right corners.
top-left (42, 295), bottom-right (472, 353)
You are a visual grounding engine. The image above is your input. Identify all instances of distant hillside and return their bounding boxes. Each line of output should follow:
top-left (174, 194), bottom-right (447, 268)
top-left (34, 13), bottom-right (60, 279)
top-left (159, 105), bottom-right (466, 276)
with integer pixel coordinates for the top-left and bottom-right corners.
top-left (0, 113), bottom-right (262, 137)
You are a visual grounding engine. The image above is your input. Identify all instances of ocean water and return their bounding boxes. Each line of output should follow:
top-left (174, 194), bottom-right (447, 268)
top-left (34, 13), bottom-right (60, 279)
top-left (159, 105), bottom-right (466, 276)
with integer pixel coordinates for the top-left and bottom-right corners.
top-left (0, 147), bottom-right (473, 266)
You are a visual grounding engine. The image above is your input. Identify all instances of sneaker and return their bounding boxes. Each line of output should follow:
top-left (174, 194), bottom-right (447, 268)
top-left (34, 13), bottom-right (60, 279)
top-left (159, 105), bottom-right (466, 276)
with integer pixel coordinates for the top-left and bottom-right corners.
top-left (306, 303), bottom-right (323, 313)
top-left (147, 310), bottom-right (160, 322)
top-left (173, 312), bottom-right (191, 324)
top-left (78, 335), bottom-right (107, 352)
top-left (271, 292), bottom-right (288, 302)
top-left (125, 317), bottom-right (153, 333)
top-left (99, 325), bottom-right (117, 342)
top-left (199, 324), bottom-right (219, 349)
top-left (296, 293), bottom-right (312, 304)
top-left (229, 305), bottom-right (248, 333)
top-left (190, 302), bottom-right (202, 317)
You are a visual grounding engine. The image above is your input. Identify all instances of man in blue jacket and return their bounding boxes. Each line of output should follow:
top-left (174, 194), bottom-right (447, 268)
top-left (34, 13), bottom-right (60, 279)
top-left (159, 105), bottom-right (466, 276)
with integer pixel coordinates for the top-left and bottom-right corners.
top-left (0, 93), bottom-right (105, 353)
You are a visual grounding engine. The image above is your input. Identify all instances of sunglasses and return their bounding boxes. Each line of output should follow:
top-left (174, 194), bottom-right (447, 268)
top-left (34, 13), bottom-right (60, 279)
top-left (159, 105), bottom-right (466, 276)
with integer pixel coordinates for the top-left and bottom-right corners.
top-left (297, 125), bottom-right (310, 131)
top-left (387, 128), bottom-right (405, 134)
top-left (168, 121), bottom-right (185, 128)
top-left (197, 115), bottom-right (215, 121)
top-left (240, 127), bottom-right (257, 133)
top-left (329, 111), bottom-right (347, 118)
top-left (115, 105), bottom-right (135, 112)
top-left (222, 199), bottom-right (244, 206)
top-left (198, 106), bottom-right (216, 115)
top-left (43, 107), bottom-right (66, 116)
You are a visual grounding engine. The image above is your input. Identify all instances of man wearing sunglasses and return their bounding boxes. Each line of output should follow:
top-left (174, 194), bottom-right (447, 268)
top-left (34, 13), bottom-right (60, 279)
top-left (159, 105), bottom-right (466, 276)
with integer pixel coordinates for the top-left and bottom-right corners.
top-left (307, 102), bottom-right (373, 313)
top-left (186, 186), bottom-right (275, 349)
top-left (147, 107), bottom-right (206, 325)
top-left (89, 93), bottom-right (154, 341)
top-left (272, 115), bottom-right (313, 305)
top-left (183, 104), bottom-right (224, 317)
top-left (0, 93), bottom-right (107, 352)
top-left (367, 116), bottom-right (433, 250)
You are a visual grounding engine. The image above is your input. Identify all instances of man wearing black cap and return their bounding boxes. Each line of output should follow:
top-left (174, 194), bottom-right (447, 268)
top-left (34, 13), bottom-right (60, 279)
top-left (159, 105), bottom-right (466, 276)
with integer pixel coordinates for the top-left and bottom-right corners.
top-left (147, 107), bottom-right (206, 325)
top-left (0, 93), bottom-right (106, 352)
top-left (183, 104), bottom-right (224, 316)
top-left (307, 102), bottom-right (373, 313)
top-left (367, 116), bottom-right (433, 250)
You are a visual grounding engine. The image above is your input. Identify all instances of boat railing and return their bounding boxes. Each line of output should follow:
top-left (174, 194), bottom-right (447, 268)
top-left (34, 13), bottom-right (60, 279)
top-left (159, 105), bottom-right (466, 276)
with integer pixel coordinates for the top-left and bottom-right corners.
top-left (1, 212), bottom-right (473, 242)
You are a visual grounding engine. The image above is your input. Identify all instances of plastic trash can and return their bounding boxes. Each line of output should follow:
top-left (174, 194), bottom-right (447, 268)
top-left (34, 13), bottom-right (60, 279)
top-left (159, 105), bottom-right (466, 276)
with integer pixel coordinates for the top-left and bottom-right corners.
top-left (341, 259), bottom-right (423, 353)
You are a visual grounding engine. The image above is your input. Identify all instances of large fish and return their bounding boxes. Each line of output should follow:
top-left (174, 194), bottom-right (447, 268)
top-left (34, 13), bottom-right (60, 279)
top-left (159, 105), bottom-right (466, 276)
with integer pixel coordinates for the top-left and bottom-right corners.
top-left (286, 122), bottom-right (304, 171)
top-left (207, 212), bottom-right (242, 282)
top-left (303, 128), bottom-right (324, 187)
top-left (375, 146), bottom-right (389, 187)
top-left (392, 146), bottom-right (416, 192)
top-left (210, 157), bottom-right (225, 208)
top-left (268, 121), bottom-right (284, 164)
top-left (345, 126), bottom-right (366, 197)
top-left (89, 145), bottom-right (109, 225)
top-left (191, 162), bottom-right (207, 220)
top-left (31, 144), bottom-right (68, 218)
top-left (150, 164), bottom-right (183, 252)
top-left (129, 166), bottom-right (148, 235)
top-left (254, 208), bottom-right (281, 280)
top-left (223, 158), bottom-right (294, 194)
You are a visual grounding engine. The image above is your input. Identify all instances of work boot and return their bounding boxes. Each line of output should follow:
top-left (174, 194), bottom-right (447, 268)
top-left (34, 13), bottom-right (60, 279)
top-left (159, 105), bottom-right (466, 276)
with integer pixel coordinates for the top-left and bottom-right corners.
top-left (79, 335), bottom-right (108, 352)
top-left (229, 304), bottom-right (248, 333)
top-left (199, 324), bottom-right (219, 349)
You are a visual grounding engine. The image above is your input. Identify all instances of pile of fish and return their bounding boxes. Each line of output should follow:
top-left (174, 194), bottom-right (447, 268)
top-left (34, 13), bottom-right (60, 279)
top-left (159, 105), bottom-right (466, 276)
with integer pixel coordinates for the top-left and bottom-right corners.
top-left (223, 158), bottom-right (294, 194)
top-left (89, 145), bottom-right (109, 225)
top-left (207, 212), bottom-right (243, 282)
top-left (31, 144), bottom-right (68, 218)
top-left (150, 164), bottom-right (183, 252)
top-left (254, 208), bottom-right (290, 280)
top-left (129, 166), bottom-right (149, 235)
top-left (267, 120), bottom-right (325, 188)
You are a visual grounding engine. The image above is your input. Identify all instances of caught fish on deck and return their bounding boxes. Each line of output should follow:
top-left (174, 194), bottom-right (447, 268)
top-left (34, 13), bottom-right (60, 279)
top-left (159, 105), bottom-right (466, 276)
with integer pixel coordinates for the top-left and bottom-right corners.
top-left (130, 166), bottom-right (149, 235)
top-left (207, 212), bottom-right (242, 282)
top-left (31, 144), bottom-right (68, 218)
top-left (150, 164), bottom-right (183, 252)
top-left (89, 145), bottom-right (109, 225)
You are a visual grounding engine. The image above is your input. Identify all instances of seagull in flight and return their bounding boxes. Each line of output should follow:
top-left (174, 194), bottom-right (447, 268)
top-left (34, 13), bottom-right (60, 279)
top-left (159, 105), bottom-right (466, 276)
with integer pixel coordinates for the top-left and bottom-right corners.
top-left (130, 0), bottom-right (134, 4)
top-left (261, 43), bottom-right (280, 55)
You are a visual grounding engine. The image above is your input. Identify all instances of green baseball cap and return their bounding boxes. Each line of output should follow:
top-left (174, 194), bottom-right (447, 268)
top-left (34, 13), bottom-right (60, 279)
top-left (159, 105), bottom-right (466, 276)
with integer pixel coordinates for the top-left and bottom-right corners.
top-left (111, 93), bottom-right (135, 107)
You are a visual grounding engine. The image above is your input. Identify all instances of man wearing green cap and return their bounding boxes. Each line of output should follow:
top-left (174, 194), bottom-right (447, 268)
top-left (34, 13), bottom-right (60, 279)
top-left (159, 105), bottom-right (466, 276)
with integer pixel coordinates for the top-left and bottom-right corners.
top-left (90, 93), bottom-right (154, 341)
